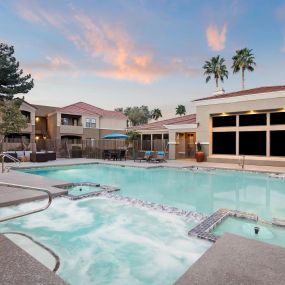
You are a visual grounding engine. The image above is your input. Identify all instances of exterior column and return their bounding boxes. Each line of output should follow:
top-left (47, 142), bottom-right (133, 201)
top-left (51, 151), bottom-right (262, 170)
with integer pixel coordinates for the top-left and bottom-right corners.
top-left (236, 115), bottom-right (239, 156)
top-left (161, 133), bottom-right (164, 151)
top-left (140, 134), bottom-right (143, 151)
top-left (150, 134), bottom-right (153, 151)
top-left (266, 113), bottom-right (270, 157)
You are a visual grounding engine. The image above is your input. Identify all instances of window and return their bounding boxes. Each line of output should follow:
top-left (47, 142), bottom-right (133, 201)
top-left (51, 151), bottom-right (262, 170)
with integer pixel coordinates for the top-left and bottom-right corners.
top-left (86, 118), bottom-right (96, 128)
top-left (270, 112), bottom-right (285, 125)
top-left (239, 114), bottom-right (266, 126)
top-left (239, 131), bottom-right (266, 156)
top-left (212, 115), bottom-right (236, 127)
top-left (212, 132), bottom-right (236, 154)
top-left (270, 131), bottom-right (285, 156)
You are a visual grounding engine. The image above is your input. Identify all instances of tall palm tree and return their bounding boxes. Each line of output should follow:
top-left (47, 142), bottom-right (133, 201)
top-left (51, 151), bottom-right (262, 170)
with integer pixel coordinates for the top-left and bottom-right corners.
top-left (176, 105), bottom-right (186, 116)
top-left (151, 108), bottom-right (162, 120)
top-left (232, 48), bottom-right (256, 90)
top-left (203, 55), bottom-right (228, 89)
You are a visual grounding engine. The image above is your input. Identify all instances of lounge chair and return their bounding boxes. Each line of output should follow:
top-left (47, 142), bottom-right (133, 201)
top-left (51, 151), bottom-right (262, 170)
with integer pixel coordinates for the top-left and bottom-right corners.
top-left (155, 151), bottom-right (166, 162)
top-left (144, 151), bottom-right (154, 162)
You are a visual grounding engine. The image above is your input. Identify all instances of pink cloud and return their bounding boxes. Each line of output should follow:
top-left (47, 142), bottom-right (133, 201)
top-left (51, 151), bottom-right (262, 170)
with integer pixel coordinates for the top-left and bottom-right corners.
top-left (206, 24), bottom-right (227, 51)
top-left (16, 3), bottom-right (200, 83)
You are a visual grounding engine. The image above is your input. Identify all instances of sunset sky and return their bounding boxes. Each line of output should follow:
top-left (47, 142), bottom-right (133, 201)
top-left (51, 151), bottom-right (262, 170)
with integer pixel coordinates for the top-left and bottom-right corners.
top-left (1, 0), bottom-right (285, 117)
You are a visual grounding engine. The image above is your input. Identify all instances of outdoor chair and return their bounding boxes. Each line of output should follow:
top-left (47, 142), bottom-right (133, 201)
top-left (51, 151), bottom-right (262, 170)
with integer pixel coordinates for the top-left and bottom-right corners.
top-left (118, 149), bottom-right (126, 161)
top-left (103, 150), bottom-right (111, 160)
top-left (144, 151), bottom-right (154, 162)
top-left (154, 151), bottom-right (166, 162)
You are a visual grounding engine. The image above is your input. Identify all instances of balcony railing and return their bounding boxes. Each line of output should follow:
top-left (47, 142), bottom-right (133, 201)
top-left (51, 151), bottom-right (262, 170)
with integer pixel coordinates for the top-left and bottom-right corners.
top-left (60, 124), bottom-right (83, 135)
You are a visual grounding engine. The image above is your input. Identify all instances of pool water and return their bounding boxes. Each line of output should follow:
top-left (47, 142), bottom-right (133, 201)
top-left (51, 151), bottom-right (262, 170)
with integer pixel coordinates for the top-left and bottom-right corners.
top-left (0, 198), bottom-right (210, 285)
top-left (68, 185), bottom-right (101, 196)
top-left (212, 217), bottom-right (285, 248)
top-left (21, 164), bottom-right (285, 220)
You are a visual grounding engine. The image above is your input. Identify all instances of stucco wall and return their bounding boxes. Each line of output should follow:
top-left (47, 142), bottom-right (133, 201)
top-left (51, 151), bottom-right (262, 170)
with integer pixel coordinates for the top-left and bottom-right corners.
top-left (83, 128), bottom-right (100, 139)
top-left (100, 117), bottom-right (127, 130)
top-left (47, 113), bottom-right (60, 139)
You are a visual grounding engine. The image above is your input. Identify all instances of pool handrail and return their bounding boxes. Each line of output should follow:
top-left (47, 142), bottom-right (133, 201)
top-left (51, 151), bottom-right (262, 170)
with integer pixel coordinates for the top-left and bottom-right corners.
top-left (0, 153), bottom-right (21, 173)
top-left (0, 182), bottom-right (52, 223)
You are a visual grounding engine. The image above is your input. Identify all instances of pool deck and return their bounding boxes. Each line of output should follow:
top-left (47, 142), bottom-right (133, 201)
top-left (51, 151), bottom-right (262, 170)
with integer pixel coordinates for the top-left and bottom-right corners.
top-left (175, 233), bottom-right (285, 285)
top-left (0, 234), bottom-right (68, 285)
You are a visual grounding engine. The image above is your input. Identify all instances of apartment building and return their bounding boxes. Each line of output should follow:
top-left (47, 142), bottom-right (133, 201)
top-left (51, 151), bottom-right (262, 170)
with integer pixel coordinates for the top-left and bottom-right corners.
top-left (4, 101), bottom-right (127, 146)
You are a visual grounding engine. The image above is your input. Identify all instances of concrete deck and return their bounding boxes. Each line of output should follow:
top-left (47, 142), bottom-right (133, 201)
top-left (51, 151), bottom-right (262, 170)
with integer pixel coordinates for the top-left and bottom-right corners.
top-left (175, 233), bottom-right (285, 285)
top-left (0, 169), bottom-right (68, 207)
top-left (0, 234), bottom-right (68, 285)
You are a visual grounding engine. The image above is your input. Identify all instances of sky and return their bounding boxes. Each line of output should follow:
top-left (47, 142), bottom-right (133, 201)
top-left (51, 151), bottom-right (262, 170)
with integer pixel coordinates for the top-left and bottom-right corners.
top-left (1, 0), bottom-right (285, 118)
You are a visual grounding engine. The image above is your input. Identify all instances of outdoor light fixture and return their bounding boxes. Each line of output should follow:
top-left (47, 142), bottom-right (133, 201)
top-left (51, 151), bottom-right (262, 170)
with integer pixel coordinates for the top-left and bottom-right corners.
top-left (35, 136), bottom-right (39, 141)
top-left (36, 117), bottom-right (39, 122)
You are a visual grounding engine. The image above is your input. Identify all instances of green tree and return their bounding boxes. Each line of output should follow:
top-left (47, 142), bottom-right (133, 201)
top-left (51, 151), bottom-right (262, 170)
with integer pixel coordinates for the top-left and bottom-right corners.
top-left (0, 99), bottom-right (28, 142)
top-left (114, 107), bottom-right (123, 112)
top-left (0, 43), bottom-right (34, 99)
top-left (124, 106), bottom-right (151, 126)
top-left (176, 105), bottom-right (186, 116)
top-left (203, 55), bottom-right (228, 89)
top-left (151, 108), bottom-right (162, 120)
top-left (232, 48), bottom-right (256, 90)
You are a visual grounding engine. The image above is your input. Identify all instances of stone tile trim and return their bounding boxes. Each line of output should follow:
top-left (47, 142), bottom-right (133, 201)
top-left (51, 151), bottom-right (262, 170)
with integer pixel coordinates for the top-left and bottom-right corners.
top-left (188, 208), bottom-right (261, 242)
top-left (98, 192), bottom-right (208, 223)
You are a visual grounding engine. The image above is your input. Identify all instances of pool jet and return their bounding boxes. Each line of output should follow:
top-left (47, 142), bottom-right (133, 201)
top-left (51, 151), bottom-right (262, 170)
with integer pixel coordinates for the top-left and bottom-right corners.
top-left (254, 226), bottom-right (260, 235)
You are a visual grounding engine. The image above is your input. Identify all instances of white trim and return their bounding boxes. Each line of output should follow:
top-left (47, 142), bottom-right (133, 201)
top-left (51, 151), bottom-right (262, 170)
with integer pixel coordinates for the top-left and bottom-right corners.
top-left (194, 90), bottom-right (285, 106)
top-left (168, 141), bottom-right (177, 145)
top-left (164, 123), bottom-right (197, 130)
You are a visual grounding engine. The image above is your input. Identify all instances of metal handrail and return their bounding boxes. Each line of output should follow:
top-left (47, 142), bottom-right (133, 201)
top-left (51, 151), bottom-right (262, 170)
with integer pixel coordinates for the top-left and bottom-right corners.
top-left (0, 153), bottom-right (21, 173)
top-left (0, 182), bottom-right (52, 223)
top-left (0, 153), bottom-right (21, 163)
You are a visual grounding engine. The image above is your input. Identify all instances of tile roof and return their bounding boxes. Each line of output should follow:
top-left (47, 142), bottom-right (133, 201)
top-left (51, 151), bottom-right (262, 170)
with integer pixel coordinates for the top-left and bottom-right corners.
top-left (32, 104), bottom-right (58, 117)
top-left (129, 114), bottom-right (196, 130)
top-left (194, 85), bottom-right (285, 102)
top-left (58, 102), bottom-right (127, 119)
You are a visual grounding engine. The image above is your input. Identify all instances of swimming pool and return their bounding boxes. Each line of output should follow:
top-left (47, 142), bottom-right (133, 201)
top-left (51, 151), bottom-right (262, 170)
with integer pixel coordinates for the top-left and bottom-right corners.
top-left (21, 164), bottom-right (285, 221)
top-left (0, 197), bottom-right (210, 285)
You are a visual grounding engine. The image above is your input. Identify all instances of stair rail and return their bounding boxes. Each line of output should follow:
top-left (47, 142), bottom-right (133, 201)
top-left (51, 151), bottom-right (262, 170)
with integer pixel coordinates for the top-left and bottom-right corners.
top-left (0, 153), bottom-right (21, 173)
top-left (0, 182), bottom-right (52, 223)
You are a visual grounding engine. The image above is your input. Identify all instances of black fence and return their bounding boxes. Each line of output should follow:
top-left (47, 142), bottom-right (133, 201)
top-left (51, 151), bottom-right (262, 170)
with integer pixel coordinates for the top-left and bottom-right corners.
top-left (1, 138), bottom-right (169, 160)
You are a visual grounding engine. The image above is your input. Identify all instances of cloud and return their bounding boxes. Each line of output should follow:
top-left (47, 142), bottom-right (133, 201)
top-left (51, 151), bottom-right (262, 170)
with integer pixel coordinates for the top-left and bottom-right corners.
top-left (206, 24), bottom-right (227, 51)
top-left (15, 2), bottom-right (200, 83)
top-left (24, 56), bottom-right (74, 79)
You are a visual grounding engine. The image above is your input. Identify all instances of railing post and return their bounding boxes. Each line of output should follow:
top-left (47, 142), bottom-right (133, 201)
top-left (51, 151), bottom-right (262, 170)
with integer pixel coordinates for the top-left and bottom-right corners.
top-left (2, 156), bottom-right (4, 173)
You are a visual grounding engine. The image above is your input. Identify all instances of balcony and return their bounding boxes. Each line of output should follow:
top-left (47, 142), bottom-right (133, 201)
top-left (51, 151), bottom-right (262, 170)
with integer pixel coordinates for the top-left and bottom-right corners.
top-left (60, 124), bottom-right (83, 135)
top-left (21, 123), bottom-right (33, 133)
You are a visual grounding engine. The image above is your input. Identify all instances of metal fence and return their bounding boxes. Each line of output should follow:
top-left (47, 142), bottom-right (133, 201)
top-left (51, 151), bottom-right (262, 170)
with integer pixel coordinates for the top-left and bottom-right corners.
top-left (1, 138), bottom-right (169, 160)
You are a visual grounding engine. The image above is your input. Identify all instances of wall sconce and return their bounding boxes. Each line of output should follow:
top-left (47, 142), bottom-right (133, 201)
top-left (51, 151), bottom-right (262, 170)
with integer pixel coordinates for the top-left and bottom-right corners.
top-left (36, 117), bottom-right (39, 122)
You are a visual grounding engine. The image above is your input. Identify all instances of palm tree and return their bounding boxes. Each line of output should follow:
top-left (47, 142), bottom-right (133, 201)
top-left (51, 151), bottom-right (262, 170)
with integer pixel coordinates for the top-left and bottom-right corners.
top-left (176, 105), bottom-right (186, 116)
top-left (232, 48), bottom-right (256, 90)
top-left (151, 108), bottom-right (162, 120)
top-left (203, 55), bottom-right (228, 89)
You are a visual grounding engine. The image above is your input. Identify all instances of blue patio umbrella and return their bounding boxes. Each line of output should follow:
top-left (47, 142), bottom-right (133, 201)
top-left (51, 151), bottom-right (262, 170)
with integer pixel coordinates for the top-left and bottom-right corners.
top-left (102, 133), bottom-right (129, 139)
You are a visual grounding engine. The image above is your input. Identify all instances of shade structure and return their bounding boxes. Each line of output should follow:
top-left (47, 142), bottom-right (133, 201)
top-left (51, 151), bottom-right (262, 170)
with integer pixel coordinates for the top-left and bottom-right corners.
top-left (102, 133), bottom-right (129, 139)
